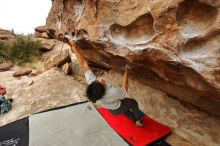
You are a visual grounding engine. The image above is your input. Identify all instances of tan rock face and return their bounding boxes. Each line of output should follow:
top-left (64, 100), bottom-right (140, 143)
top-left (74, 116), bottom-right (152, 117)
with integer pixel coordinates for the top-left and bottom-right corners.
top-left (0, 61), bottom-right (14, 71)
top-left (37, 38), bottom-right (56, 51)
top-left (46, 0), bottom-right (220, 116)
top-left (13, 69), bottom-right (32, 77)
top-left (0, 69), bottom-right (86, 126)
top-left (35, 25), bottom-right (56, 39)
top-left (43, 49), bottom-right (71, 71)
top-left (0, 28), bottom-right (15, 40)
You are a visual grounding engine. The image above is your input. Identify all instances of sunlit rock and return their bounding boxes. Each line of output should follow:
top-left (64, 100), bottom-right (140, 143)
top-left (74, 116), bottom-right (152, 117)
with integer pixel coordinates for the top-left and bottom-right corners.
top-left (0, 28), bottom-right (15, 40)
top-left (13, 69), bottom-right (32, 77)
top-left (43, 49), bottom-right (71, 71)
top-left (0, 61), bottom-right (14, 71)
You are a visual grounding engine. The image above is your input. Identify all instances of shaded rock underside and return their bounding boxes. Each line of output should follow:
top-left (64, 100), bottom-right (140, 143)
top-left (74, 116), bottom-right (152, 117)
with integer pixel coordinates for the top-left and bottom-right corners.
top-left (45, 0), bottom-right (220, 116)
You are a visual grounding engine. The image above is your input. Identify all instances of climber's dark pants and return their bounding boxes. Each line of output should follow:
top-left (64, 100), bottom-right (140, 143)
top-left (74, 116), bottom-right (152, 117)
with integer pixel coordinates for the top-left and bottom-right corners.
top-left (109, 98), bottom-right (143, 122)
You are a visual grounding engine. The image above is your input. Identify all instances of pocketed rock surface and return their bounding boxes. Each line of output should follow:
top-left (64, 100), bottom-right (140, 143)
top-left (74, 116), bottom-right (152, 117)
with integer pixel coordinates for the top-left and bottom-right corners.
top-left (45, 0), bottom-right (220, 116)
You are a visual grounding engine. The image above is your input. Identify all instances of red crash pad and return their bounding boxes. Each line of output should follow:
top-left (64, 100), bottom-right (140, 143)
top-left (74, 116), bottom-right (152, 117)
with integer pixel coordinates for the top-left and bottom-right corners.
top-left (98, 108), bottom-right (172, 146)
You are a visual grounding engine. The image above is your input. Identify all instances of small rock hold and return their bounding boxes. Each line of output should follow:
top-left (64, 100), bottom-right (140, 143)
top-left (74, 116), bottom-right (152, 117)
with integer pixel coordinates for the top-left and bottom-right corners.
top-left (28, 80), bottom-right (34, 85)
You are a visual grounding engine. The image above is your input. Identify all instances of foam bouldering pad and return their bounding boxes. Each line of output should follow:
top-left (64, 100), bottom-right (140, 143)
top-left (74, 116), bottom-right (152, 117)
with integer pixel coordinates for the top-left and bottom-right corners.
top-left (0, 117), bottom-right (29, 146)
top-left (98, 108), bottom-right (172, 146)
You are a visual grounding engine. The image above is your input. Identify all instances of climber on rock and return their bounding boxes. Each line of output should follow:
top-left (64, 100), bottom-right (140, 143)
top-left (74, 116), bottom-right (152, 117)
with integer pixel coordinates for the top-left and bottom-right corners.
top-left (59, 32), bottom-right (144, 127)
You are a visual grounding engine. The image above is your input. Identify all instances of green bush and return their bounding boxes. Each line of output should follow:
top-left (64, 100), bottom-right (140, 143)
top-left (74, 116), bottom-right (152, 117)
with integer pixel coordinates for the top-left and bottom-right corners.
top-left (0, 36), bottom-right (41, 64)
top-left (0, 41), bottom-right (10, 62)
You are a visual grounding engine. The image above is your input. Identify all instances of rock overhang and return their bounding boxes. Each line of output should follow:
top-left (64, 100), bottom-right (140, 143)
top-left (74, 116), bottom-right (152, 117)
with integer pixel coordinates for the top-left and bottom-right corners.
top-left (45, 0), bottom-right (220, 116)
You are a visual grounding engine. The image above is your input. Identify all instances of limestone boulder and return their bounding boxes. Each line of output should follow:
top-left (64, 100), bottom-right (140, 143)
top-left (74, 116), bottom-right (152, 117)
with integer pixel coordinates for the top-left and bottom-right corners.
top-left (34, 38), bottom-right (66, 53)
top-left (43, 49), bottom-right (71, 71)
top-left (35, 25), bottom-right (56, 39)
top-left (0, 69), bottom-right (86, 126)
top-left (35, 25), bottom-right (48, 33)
top-left (0, 28), bottom-right (15, 40)
top-left (0, 61), bottom-right (14, 71)
top-left (39, 42), bottom-right (54, 50)
top-left (30, 69), bottom-right (41, 76)
top-left (13, 69), bottom-right (32, 77)
top-left (37, 38), bottom-right (57, 51)
top-left (41, 32), bottom-right (49, 39)
top-left (46, 0), bottom-right (220, 116)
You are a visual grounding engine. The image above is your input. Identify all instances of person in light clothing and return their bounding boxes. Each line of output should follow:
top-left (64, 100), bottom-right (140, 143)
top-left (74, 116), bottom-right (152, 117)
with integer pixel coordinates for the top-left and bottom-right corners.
top-left (63, 33), bottom-right (144, 127)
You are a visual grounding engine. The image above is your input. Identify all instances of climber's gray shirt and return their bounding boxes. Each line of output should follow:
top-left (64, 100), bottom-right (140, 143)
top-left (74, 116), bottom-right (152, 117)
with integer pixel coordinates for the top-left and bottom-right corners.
top-left (85, 70), bottom-right (127, 110)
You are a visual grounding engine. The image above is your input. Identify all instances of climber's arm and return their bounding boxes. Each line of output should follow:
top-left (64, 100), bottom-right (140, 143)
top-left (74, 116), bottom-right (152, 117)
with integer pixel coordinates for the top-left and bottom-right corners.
top-left (122, 67), bottom-right (129, 92)
top-left (69, 40), bottom-right (90, 72)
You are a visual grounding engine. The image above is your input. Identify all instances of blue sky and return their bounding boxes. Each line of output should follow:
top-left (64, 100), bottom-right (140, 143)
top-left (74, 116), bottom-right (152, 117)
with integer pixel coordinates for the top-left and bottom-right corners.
top-left (0, 0), bottom-right (52, 34)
